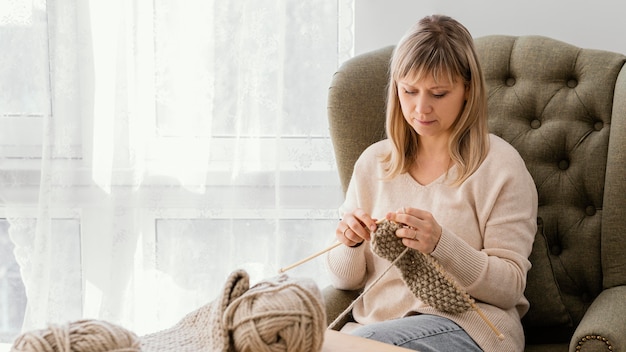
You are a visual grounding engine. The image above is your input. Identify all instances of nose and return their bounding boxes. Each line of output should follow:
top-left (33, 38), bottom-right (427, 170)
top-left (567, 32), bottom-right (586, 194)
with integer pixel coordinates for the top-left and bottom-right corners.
top-left (414, 95), bottom-right (432, 114)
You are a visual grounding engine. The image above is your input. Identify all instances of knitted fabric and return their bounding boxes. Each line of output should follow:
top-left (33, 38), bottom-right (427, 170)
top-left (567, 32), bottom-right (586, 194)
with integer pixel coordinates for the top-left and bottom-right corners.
top-left (140, 270), bottom-right (250, 351)
top-left (10, 270), bottom-right (325, 352)
top-left (11, 270), bottom-right (326, 352)
top-left (370, 219), bottom-right (474, 313)
top-left (140, 269), bottom-right (326, 352)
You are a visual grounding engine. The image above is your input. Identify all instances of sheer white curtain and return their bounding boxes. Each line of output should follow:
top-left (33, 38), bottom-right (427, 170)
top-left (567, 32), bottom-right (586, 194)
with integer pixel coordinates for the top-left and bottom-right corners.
top-left (0, 0), bottom-right (354, 341)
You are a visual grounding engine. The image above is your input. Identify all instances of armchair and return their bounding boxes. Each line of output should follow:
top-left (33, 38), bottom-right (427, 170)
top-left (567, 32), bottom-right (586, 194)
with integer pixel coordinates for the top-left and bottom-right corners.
top-left (325, 35), bottom-right (626, 352)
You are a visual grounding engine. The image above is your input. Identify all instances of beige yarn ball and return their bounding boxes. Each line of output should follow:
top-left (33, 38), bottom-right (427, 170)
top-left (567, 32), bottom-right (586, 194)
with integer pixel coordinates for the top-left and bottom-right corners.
top-left (223, 278), bottom-right (326, 352)
top-left (10, 319), bottom-right (140, 352)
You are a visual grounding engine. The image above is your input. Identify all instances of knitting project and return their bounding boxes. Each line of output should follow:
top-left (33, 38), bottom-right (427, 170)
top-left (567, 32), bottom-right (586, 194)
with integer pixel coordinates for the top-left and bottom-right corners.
top-left (370, 219), bottom-right (473, 313)
top-left (141, 270), bottom-right (326, 352)
top-left (11, 270), bottom-right (326, 352)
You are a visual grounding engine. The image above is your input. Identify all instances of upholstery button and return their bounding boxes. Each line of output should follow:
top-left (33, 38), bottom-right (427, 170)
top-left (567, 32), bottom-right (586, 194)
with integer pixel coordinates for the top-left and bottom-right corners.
top-left (505, 77), bottom-right (516, 86)
top-left (567, 79), bottom-right (578, 88)
top-left (594, 121), bottom-right (603, 131)
top-left (551, 245), bottom-right (562, 255)
top-left (585, 206), bottom-right (596, 216)
top-left (558, 160), bottom-right (569, 170)
top-left (530, 119), bottom-right (541, 129)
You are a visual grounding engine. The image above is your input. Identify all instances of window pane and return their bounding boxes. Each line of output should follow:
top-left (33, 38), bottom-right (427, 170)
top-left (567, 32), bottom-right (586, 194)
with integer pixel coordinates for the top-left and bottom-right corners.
top-left (0, 218), bottom-right (82, 344)
top-left (0, 219), bottom-right (26, 343)
top-left (48, 220), bottom-right (82, 320)
top-left (153, 218), bottom-right (334, 324)
top-left (0, 5), bottom-right (49, 160)
top-left (0, 10), bottom-right (49, 116)
top-left (153, 1), bottom-right (339, 137)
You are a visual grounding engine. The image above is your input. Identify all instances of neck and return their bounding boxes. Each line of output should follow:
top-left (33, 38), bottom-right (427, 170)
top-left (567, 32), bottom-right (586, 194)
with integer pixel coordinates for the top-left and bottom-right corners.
top-left (417, 135), bottom-right (450, 159)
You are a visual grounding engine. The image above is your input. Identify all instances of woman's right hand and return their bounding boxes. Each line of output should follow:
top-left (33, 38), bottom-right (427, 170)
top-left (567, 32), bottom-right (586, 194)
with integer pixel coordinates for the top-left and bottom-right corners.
top-left (336, 209), bottom-right (378, 247)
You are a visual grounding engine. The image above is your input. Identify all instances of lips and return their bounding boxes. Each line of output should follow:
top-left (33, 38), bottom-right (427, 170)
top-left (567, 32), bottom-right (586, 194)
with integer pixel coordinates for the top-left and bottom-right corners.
top-left (412, 118), bottom-right (435, 125)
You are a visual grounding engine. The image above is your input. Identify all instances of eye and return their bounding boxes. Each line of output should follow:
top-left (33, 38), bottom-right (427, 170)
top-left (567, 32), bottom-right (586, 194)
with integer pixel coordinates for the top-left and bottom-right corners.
top-left (402, 88), bottom-right (416, 95)
top-left (432, 92), bottom-right (447, 98)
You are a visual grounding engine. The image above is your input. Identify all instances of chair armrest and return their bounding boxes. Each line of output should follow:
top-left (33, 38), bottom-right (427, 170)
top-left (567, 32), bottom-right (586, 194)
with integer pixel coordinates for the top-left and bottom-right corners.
top-left (570, 285), bottom-right (626, 352)
top-left (322, 285), bottom-right (360, 330)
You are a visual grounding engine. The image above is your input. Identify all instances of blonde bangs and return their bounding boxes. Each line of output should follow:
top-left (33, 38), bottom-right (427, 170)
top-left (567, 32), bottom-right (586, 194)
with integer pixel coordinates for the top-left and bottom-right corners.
top-left (391, 35), bottom-right (468, 88)
top-left (382, 15), bottom-right (489, 185)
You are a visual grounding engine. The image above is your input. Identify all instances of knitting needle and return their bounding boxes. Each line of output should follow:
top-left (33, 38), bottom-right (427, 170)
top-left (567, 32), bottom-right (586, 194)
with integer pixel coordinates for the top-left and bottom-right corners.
top-left (472, 303), bottom-right (505, 340)
top-left (279, 242), bottom-right (342, 273)
top-left (279, 219), bottom-right (385, 273)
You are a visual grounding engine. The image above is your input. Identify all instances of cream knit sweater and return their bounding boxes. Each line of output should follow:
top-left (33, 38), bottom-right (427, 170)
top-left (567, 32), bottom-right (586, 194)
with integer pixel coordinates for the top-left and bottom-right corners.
top-left (326, 134), bottom-right (538, 352)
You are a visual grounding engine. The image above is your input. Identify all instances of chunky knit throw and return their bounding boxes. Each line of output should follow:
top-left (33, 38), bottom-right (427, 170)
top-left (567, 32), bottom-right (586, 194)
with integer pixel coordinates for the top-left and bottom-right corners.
top-left (11, 270), bottom-right (326, 352)
top-left (370, 219), bottom-right (474, 313)
top-left (141, 270), bottom-right (326, 352)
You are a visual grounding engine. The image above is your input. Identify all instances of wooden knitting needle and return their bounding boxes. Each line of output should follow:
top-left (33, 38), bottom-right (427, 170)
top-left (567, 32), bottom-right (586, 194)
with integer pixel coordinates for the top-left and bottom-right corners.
top-left (279, 220), bottom-right (385, 273)
top-left (472, 303), bottom-right (505, 340)
top-left (279, 242), bottom-right (342, 273)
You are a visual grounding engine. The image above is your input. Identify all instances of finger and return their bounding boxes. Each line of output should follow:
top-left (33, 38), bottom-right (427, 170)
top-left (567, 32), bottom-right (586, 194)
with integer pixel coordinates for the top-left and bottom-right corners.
top-left (406, 208), bottom-right (435, 220)
top-left (336, 223), bottom-right (360, 247)
top-left (351, 209), bottom-right (376, 239)
top-left (396, 226), bottom-right (418, 241)
top-left (396, 207), bottom-right (438, 232)
top-left (344, 219), bottom-right (370, 242)
top-left (339, 213), bottom-right (368, 242)
top-left (353, 209), bottom-right (378, 233)
top-left (342, 227), bottom-right (364, 246)
top-left (387, 208), bottom-right (414, 228)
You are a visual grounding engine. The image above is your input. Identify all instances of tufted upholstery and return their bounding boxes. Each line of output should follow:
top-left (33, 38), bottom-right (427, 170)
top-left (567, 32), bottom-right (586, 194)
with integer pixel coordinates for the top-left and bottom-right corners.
top-left (324, 35), bottom-right (626, 352)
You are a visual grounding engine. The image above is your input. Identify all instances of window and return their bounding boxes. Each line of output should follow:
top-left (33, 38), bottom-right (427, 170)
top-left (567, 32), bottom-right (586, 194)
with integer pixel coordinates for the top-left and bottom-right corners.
top-left (0, 0), bottom-right (354, 343)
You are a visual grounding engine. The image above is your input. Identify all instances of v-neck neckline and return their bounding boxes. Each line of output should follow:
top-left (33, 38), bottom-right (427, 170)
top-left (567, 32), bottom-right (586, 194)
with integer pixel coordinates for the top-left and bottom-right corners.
top-left (404, 163), bottom-right (457, 188)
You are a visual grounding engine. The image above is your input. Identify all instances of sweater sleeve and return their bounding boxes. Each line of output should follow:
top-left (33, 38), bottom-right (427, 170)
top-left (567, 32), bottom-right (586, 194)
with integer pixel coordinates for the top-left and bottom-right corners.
top-left (325, 143), bottom-right (383, 290)
top-left (431, 137), bottom-right (538, 311)
top-left (326, 244), bottom-right (368, 290)
top-left (326, 177), bottom-right (369, 290)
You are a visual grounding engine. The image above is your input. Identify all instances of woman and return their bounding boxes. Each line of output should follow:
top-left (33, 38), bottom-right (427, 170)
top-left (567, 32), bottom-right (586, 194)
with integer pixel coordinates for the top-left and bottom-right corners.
top-left (326, 15), bottom-right (537, 352)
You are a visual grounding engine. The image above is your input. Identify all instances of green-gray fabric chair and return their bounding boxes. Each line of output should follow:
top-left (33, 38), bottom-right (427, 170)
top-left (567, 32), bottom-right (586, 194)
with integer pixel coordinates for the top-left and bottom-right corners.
top-left (324, 35), bottom-right (626, 352)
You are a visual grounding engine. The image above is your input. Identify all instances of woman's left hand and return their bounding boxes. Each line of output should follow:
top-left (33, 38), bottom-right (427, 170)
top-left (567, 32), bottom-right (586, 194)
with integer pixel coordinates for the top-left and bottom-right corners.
top-left (386, 207), bottom-right (442, 254)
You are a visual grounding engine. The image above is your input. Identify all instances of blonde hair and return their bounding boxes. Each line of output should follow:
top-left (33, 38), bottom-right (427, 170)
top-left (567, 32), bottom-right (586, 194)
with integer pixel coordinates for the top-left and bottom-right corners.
top-left (382, 14), bottom-right (489, 185)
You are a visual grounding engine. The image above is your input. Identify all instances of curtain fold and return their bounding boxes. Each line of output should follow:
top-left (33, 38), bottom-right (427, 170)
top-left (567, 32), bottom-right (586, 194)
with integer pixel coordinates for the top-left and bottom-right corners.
top-left (1, 0), bottom-right (353, 339)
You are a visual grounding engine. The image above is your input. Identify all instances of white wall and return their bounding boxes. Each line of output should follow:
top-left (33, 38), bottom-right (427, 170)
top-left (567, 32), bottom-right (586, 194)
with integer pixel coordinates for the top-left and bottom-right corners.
top-left (355, 0), bottom-right (626, 56)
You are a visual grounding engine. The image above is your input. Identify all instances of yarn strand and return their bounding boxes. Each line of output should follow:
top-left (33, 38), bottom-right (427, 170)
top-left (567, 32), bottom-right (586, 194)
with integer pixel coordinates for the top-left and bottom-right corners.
top-left (325, 219), bottom-right (505, 340)
top-left (370, 219), bottom-right (504, 340)
top-left (327, 247), bottom-right (410, 330)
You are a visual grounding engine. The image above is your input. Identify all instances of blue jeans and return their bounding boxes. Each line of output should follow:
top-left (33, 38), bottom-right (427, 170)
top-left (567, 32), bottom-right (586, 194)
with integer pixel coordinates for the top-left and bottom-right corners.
top-left (350, 314), bottom-right (483, 352)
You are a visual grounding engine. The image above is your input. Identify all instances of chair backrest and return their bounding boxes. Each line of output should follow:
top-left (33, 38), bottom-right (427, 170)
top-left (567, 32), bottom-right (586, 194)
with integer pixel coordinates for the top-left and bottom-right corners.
top-left (327, 35), bottom-right (626, 344)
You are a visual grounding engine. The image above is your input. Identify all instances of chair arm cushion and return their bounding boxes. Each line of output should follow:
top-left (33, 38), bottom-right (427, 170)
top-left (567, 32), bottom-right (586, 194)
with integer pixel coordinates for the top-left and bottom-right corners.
top-left (322, 286), bottom-right (361, 330)
top-left (570, 285), bottom-right (626, 351)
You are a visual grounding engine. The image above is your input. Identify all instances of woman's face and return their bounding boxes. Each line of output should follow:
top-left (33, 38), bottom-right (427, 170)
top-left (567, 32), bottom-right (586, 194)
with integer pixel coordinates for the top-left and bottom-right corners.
top-left (397, 73), bottom-right (468, 140)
